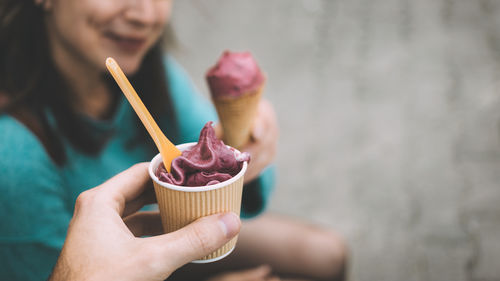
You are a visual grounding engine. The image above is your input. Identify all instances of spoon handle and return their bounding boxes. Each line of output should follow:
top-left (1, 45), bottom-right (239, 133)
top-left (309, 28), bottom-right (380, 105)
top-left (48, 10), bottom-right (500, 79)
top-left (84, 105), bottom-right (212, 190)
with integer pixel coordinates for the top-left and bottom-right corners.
top-left (106, 57), bottom-right (181, 172)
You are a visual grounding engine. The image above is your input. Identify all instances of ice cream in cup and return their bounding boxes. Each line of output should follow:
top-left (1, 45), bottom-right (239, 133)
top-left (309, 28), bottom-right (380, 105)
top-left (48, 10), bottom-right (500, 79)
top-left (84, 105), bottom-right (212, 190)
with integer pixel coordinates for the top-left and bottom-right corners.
top-left (148, 121), bottom-right (249, 263)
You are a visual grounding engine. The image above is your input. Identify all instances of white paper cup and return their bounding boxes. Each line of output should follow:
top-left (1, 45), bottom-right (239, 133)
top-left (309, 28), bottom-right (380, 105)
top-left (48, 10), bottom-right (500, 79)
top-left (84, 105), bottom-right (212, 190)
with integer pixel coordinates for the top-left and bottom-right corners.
top-left (148, 142), bottom-right (247, 263)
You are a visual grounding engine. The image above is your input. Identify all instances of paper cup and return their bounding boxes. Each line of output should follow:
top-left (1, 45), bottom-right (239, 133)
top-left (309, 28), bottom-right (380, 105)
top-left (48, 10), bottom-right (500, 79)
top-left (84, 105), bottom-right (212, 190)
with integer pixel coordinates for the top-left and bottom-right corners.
top-left (148, 142), bottom-right (247, 263)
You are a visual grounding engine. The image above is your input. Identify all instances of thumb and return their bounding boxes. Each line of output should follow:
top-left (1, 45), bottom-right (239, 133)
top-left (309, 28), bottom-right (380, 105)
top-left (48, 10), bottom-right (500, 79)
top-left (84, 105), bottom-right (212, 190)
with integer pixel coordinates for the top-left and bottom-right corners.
top-left (147, 212), bottom-right (241, 271)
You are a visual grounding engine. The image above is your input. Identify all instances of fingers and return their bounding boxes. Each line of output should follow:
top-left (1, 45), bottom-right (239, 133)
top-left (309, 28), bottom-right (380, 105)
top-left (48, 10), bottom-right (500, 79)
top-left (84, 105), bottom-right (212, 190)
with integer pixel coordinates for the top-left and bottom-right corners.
top-left (121, 186), bottom-right (156, 217)
top-left (241, 99), bottom-right (278, 183)
top-left (145, 212), bottom-right (241, 270)
top-left (214, 122), bottom-right (223, 139)
top-left (124, 211), bottom-right (164, 237)
top-left (250, 112), bottom-right (266, 142)
top-left (97, 163), bottom-right (154, 215)
top-left (246, 99), bottom-right (278, 156)
top-left (244, 140), bottom-right (277, 182)
top-left (250, 99), bottom-right (279, 143)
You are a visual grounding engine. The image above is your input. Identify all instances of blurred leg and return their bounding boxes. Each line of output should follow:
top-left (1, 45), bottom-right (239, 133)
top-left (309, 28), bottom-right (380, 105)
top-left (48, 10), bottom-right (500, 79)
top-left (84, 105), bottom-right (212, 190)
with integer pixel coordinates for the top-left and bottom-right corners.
top-left (168, 213), bottom-right (348, 281)
top-left (233, 214), bottom-right (347, 281)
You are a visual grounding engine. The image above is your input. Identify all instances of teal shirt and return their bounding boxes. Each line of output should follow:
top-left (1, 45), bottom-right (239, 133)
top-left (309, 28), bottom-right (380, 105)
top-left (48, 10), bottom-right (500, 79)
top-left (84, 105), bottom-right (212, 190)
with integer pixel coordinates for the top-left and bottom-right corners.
top-left (0, 57), bottom-right (274, 280)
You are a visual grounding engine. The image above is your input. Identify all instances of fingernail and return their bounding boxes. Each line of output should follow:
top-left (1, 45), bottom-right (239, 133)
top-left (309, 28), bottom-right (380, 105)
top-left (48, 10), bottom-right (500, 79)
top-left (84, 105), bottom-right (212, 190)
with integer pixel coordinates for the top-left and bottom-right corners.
top-left (218, 212), bottom-right (241, 238)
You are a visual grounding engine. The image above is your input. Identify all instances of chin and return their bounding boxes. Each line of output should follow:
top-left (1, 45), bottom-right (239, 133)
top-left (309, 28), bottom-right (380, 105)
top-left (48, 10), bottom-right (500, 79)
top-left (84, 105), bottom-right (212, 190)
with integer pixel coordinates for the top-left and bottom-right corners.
top-left (117, 59), bottom-right (142, 75)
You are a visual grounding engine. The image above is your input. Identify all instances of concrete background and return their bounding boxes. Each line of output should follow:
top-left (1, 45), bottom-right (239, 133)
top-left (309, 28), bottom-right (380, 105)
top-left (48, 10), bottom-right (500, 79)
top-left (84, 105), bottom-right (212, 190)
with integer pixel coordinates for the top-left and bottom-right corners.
top-left (170, 1), bottom-right (500, 280)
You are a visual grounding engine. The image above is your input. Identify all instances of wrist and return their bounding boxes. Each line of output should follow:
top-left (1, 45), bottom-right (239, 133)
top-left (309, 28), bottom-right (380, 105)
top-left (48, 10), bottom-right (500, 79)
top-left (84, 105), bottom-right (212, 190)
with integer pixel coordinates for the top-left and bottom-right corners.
top-left (49, 253), bottom-right (71, 281)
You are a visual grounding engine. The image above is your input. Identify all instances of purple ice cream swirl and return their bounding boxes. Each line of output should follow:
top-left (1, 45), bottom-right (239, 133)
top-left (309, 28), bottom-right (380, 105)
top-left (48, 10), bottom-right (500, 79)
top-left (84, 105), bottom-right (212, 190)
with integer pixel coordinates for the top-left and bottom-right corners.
top-left (206, 51), bottom-right (265, 98)
top-left (155, 121), bottom-right (250, 187)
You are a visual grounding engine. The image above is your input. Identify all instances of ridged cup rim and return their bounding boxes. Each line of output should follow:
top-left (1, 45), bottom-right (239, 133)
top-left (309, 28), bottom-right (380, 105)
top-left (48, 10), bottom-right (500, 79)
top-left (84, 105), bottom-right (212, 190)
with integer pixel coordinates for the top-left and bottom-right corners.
top-left (148, 142), bottom-right (248, 192)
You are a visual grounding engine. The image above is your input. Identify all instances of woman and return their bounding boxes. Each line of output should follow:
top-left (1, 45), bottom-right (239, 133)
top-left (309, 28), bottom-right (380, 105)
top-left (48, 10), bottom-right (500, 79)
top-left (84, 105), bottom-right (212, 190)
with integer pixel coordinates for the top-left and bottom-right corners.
top-left (0, 0), bottom-right (346, 280)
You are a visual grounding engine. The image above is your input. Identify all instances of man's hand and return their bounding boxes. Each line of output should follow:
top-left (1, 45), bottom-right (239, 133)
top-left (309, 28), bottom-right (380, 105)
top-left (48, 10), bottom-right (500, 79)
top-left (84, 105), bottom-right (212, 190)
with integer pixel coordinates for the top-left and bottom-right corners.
top-left (50, 163), bottom-right (241, 281)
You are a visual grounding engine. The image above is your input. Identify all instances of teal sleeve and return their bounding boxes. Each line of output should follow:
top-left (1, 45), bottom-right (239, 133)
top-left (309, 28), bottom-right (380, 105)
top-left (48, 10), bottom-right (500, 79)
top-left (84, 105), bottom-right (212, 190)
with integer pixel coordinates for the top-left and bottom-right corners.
top-left (0, 116), bottom-right (71, 281)
top-left (241, 165), bottom-right (276, 218)
top-left (164, 56), bottom-right (276, 218)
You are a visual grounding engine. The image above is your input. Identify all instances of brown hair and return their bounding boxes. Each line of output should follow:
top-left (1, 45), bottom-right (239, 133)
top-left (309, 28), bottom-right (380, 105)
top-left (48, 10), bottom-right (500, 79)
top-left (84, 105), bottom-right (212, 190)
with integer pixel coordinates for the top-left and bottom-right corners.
top-left (0, 1), bottom-right (177, 165)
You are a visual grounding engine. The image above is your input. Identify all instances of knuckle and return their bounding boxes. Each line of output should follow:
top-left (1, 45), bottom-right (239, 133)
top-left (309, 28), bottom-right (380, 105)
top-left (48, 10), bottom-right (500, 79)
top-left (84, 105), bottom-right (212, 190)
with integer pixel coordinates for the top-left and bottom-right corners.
top-left (188, 223), bottom-right (214, 253)
top-left (74, 190), bottom-right (95, 211)
top-left (130, 162), bottom-right (147, 171)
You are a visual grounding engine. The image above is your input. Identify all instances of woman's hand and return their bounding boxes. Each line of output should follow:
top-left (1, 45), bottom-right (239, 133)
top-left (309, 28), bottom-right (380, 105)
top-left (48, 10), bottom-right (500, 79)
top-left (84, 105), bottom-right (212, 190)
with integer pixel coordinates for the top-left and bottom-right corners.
top-left (242, 99), bottom-right (278, 183)
top-left (216, 99), bottom-right (278, 184)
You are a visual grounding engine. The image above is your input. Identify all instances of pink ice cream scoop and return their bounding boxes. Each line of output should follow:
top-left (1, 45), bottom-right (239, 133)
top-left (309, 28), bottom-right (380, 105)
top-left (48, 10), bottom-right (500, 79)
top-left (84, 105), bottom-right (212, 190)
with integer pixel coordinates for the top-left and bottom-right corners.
top-left (155, 122), bottom-right (250, 186)
top-left (206, 51), bottom-right (265, 98)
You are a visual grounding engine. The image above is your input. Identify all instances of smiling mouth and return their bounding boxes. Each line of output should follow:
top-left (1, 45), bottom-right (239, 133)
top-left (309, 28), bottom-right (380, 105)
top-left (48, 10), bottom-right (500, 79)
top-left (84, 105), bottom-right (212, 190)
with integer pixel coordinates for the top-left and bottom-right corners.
top-left (104, 32), bottom-right (147, 53)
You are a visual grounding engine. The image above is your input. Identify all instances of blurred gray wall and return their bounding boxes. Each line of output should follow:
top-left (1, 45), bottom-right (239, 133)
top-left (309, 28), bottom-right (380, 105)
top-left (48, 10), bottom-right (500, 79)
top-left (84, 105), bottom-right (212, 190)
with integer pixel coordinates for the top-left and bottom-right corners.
top-left (170, 1), bottom-right (500, 280)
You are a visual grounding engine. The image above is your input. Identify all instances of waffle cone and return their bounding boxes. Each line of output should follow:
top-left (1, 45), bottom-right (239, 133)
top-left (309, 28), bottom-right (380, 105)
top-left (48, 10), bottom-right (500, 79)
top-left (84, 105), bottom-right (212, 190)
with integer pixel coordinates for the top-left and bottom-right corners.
top-left (213, 85), bottom-right (263, 149)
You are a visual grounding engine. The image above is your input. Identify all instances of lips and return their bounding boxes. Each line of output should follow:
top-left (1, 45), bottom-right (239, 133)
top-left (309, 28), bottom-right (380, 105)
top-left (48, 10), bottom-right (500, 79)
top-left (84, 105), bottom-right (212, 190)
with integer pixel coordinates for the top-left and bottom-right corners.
top-left (104, 32), bottom-right (147, 53)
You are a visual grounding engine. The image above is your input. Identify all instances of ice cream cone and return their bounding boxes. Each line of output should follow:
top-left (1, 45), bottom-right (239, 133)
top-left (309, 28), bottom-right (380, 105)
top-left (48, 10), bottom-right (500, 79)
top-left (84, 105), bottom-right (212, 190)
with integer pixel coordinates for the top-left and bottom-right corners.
top-left (206, 51), bottom-right (265, 149)
top-left (213, 84), bottom-right (263, 149)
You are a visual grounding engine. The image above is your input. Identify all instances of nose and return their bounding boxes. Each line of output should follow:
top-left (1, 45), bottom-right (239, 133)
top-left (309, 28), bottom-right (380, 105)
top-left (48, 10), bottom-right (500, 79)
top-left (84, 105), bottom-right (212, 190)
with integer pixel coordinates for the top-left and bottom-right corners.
top-left (124, 0), bottom-right (157, 26)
